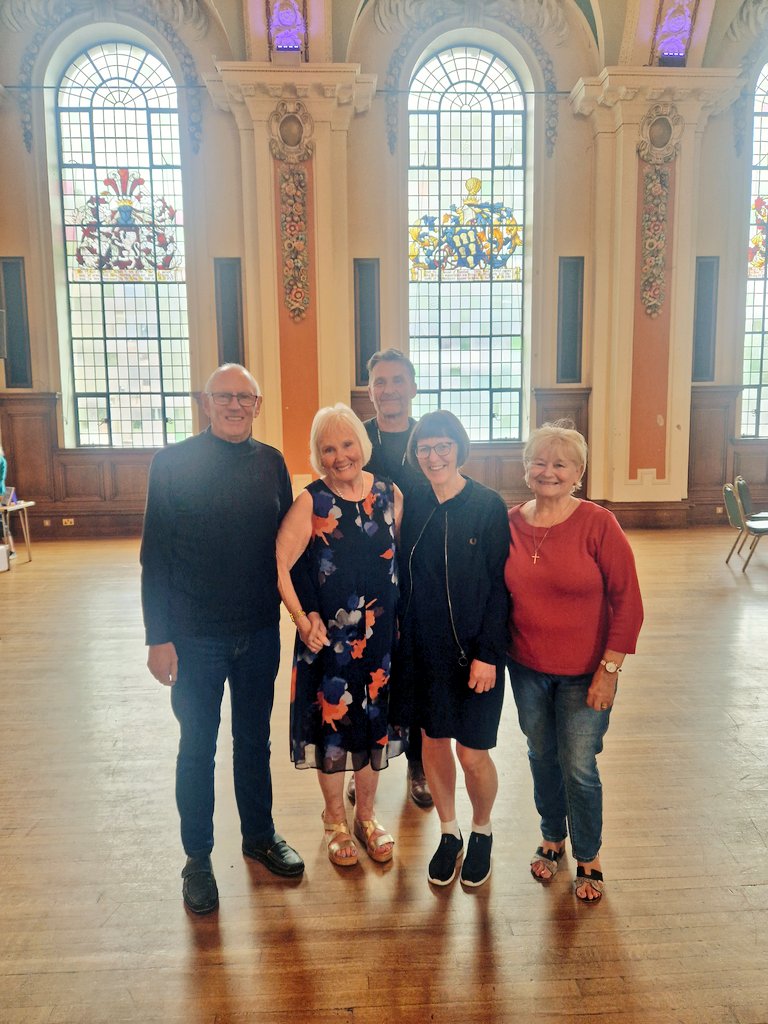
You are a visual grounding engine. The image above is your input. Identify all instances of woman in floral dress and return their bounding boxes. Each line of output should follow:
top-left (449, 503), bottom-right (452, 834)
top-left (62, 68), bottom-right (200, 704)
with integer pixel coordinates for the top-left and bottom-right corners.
top-left (276, 404), bottom-right (404, 867)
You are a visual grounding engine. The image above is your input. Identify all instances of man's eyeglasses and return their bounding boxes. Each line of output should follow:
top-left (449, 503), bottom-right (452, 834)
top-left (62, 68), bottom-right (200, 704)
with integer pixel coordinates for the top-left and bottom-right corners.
top-left (414, 441), bottom-right (455, 459)
top-left (207, 392), bottom-right (260, 408)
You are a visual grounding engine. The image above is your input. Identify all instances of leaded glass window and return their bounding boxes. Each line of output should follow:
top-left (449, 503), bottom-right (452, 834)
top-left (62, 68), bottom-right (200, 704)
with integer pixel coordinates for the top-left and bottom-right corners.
top-left (56, 43), bottom-right (191, 447)
top-left (743, 63), bottom-right (768, 436)
top-left (408, 46), bottom-right (526, 440)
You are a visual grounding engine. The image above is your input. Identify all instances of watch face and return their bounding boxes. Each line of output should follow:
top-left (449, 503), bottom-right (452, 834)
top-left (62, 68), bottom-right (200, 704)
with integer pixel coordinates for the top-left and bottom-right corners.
top-left (603, 660), bottom-right (619, 673)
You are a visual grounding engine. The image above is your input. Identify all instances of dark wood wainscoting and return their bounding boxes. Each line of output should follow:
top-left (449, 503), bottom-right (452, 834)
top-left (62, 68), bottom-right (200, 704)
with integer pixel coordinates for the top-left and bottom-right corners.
top-left (686, 385), bottom-right (768, 524)
top-left (8, 385), bottom-right (762, 538)
top-left (0, 392), bottom-right (152, 538)
top-left (732, 438), bottom-right (768, 510)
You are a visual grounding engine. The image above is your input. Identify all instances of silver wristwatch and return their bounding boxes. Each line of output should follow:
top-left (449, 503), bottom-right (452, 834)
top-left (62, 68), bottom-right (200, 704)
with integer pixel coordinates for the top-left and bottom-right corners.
top-left (600, 659), bottom-right (621, 674)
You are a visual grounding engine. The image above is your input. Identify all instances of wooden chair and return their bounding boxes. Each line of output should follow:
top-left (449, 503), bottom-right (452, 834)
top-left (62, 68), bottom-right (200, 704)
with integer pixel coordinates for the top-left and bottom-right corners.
top-left (723, 483), bottom-right (768, 571)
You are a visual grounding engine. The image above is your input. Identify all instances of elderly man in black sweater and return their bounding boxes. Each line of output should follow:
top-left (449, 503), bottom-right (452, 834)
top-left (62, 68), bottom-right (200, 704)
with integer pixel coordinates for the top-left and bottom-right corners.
top-left (141, 364), bottom-right (303, 915)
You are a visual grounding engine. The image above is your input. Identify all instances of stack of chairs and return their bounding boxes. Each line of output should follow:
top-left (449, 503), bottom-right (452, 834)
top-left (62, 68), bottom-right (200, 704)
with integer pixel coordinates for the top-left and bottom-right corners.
top-left (722, 476), bottom-right (768, 571)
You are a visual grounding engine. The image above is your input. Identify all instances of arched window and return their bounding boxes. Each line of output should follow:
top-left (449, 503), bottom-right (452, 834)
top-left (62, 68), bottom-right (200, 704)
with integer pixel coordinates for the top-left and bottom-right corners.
top-left (408, 46), bottom-right (526, 440)
top-left (744, 63), bottom-right (768, 437)
top-left (56, 43), bottom-right (191, 447)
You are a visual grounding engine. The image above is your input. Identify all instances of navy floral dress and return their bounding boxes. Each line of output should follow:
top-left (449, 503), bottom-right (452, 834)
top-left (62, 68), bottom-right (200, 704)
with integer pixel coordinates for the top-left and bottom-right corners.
top-left (290, 476), bottom-right (405, 773)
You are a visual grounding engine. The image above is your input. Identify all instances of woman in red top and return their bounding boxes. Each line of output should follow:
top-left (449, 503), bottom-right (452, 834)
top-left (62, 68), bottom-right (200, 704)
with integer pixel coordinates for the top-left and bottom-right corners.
top-left (505, 421), bottom-right (643, 903)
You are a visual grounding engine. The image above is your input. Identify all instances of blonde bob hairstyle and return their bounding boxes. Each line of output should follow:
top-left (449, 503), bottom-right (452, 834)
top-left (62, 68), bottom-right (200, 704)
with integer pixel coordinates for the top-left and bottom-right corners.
top-left (309, 403), bottom-right (372, 476)
top-left (523, 420), bottom-right (588, 492)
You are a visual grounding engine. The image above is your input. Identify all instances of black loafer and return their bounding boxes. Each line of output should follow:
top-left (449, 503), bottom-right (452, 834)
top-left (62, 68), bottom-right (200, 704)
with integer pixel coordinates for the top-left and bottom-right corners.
top-left (428, 833), bottom-right (463, 886)
top-left (242, 833), bottom-right (305, 877)
top-left (181, 855), bottom-right (219, 914)
top-left (460, 832), bottom-right (493, 887)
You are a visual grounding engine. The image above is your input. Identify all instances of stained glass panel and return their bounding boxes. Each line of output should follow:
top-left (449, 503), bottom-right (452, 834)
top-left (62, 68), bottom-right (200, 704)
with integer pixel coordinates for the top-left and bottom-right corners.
top-left (57, 43), bottom-right (191, 447)
top-left (409, 46), bottom-right (525, 439)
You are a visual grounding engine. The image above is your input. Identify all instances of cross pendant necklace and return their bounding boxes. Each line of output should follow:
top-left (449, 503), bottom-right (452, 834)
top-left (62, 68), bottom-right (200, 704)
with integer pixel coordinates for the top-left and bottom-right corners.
top-left (530, 499), bottom-right (573, 564)
top-left (531, 527), bottom-right (555, 563)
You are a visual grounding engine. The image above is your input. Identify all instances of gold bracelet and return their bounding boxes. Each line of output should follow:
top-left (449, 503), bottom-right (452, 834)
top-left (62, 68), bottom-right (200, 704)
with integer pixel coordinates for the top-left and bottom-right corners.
top-left (289, 609), bottom-right (307, 624)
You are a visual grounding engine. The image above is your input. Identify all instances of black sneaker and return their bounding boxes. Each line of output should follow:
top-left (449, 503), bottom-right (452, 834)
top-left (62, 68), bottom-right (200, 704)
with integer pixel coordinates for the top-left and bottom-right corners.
top-left (181, 855), bottom-right (219, 914)
top-left (460, 832), bottom-right (493, 887)
top-left (428, 833), bottom-right (463, 885)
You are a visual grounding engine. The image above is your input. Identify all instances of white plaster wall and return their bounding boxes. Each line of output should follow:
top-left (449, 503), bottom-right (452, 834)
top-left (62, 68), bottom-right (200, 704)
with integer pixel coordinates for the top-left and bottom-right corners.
top-left (696, 105), bottom-right (751, 385)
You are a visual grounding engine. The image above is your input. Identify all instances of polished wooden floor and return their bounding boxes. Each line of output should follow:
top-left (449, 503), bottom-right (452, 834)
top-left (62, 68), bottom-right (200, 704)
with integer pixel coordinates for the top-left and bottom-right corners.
top-left (1, 528), bottom-right (768, 1023)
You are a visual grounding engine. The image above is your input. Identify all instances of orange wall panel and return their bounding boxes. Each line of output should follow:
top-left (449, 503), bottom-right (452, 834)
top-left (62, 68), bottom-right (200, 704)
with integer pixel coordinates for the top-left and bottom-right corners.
top-left (629, 161), bottom-right (675, 480)
top-left (273, 159), bottom-right (319, 477)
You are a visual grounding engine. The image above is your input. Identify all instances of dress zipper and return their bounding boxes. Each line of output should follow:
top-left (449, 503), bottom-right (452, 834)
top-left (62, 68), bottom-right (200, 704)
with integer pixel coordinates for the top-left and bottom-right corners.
top-left (444, 512), bottom-right (468, 667)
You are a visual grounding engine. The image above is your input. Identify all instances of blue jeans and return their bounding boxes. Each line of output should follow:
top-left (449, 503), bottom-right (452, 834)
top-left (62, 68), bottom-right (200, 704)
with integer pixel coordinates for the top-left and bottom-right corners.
top-left (170, 628), bottom-right (280, 858)
top-left (507, 659), bottom-right (611, 863)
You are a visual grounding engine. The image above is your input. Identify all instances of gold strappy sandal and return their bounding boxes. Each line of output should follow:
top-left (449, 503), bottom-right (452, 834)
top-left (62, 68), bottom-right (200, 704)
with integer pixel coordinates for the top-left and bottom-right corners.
top-left (353, 817), bottom-right (395, 864)
top-left (321, 812), bottom-right (358, 867)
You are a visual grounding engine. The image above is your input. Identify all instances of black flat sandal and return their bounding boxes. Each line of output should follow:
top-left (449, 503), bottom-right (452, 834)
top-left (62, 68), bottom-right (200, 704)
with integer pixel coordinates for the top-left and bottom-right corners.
top-left (530, 845), bottom-right (564, 881)
top-left (574, 865), bottom-right (604, 903)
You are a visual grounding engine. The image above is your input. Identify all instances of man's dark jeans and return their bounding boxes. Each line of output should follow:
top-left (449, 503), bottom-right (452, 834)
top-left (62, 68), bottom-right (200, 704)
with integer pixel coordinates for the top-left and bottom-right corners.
top-left (170, 627), bottom-right (280, 857)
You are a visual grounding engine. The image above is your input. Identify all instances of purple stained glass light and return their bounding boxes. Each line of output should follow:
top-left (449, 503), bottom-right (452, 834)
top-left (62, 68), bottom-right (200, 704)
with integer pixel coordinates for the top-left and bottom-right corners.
top-left (271, 0), bottom-right (305, 51)
top-left (651, 0), bottom-right (700, 65)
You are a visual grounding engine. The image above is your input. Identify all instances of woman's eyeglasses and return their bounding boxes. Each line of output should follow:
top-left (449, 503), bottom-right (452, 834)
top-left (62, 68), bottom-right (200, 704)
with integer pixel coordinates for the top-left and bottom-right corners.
top-left (207, 392), bottom-right (260, 408)
top-left (414, 441), bottom-right (455, 459)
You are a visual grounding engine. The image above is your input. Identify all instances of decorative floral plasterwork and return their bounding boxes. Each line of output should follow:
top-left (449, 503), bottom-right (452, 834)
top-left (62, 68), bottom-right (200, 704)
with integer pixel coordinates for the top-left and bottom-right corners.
top-left (636, 104), bottom-right (680, 318)
top-left (730, 2), bottom-right (768, 156)
top-left (268, 100), bottom-right (314, 163)
top-left (636, 103), bottom-right (683, 164)
top-left (381, 2), bottom-right (559, 157)
top-left (0, 0), bottom-right (207, 33)
top-left (373, 0), bottom-right (569, 43)
top-left (618, 0), bottom-right (642, 65)
top-left (727, 0), bottom-right (768, 41)
top-left (278, 165), bottom-right (310, 322)
top-left (15, 0), bottom-right (204, 153)
top-left (639, 164), bottom-right (669, 318)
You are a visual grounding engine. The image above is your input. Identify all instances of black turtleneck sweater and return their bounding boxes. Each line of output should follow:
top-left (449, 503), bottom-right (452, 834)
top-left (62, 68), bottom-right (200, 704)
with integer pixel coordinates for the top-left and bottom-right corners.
top-left (140, 428), bottom-right (293, 645)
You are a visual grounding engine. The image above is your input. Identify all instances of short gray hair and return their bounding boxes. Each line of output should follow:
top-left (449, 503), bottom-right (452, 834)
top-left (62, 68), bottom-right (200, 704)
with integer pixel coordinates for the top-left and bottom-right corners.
top-left (309, 404), bottom-right (372, 475)
top-left (204, 363), bottom-right (261, 396)
top-left (523, 420), bottom-right (588, 490)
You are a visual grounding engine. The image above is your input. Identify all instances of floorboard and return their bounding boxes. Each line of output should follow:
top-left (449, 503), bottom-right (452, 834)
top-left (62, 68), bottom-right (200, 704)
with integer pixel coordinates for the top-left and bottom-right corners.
top-left (0, 528), bottom-right (767, 1023)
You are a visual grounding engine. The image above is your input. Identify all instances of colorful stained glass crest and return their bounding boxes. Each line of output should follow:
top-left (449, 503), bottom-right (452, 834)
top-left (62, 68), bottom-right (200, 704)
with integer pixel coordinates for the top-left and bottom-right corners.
top-left (74, 168), bottom-right (182, 280)
top-left (409, 177), bottom-right (522, 282)
top-left (748, 196), bottom-right (768, 277)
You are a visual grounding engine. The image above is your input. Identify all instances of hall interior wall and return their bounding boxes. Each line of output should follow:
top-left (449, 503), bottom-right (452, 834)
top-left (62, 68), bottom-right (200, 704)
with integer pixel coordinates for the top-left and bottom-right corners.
top-left (1, 0), bottom-right (768, 537)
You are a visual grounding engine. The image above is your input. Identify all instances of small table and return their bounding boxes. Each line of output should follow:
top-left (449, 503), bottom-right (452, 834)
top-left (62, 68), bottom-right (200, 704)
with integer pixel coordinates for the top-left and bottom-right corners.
top-left (1, 500), bottom-right (36, 563)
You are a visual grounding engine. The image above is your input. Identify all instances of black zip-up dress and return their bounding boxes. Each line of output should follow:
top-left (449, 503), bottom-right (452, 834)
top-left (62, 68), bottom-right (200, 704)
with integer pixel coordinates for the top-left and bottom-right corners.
top-left (396, 477), bottom-right (510, 749)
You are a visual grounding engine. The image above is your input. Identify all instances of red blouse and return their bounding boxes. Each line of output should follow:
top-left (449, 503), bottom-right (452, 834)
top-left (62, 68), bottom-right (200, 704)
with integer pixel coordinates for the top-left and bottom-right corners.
top-left (505, 500), bottom-right (644, 676)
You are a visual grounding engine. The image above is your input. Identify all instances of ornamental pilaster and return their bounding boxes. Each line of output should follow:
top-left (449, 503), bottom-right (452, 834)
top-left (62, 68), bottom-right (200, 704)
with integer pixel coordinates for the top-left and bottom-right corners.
top-left (569, 67), bottom-right (742, 505)
top-left (204, 64), bottom-right (376, 476)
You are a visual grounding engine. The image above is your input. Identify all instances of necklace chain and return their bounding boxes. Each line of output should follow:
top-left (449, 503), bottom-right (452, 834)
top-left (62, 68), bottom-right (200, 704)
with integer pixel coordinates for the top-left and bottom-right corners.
top-left (329, 474), bottom-right (367, 502)
top-left (530, 499), bottom-right (573, 564)
top-left (376, 424), bottom-right (408, 467)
